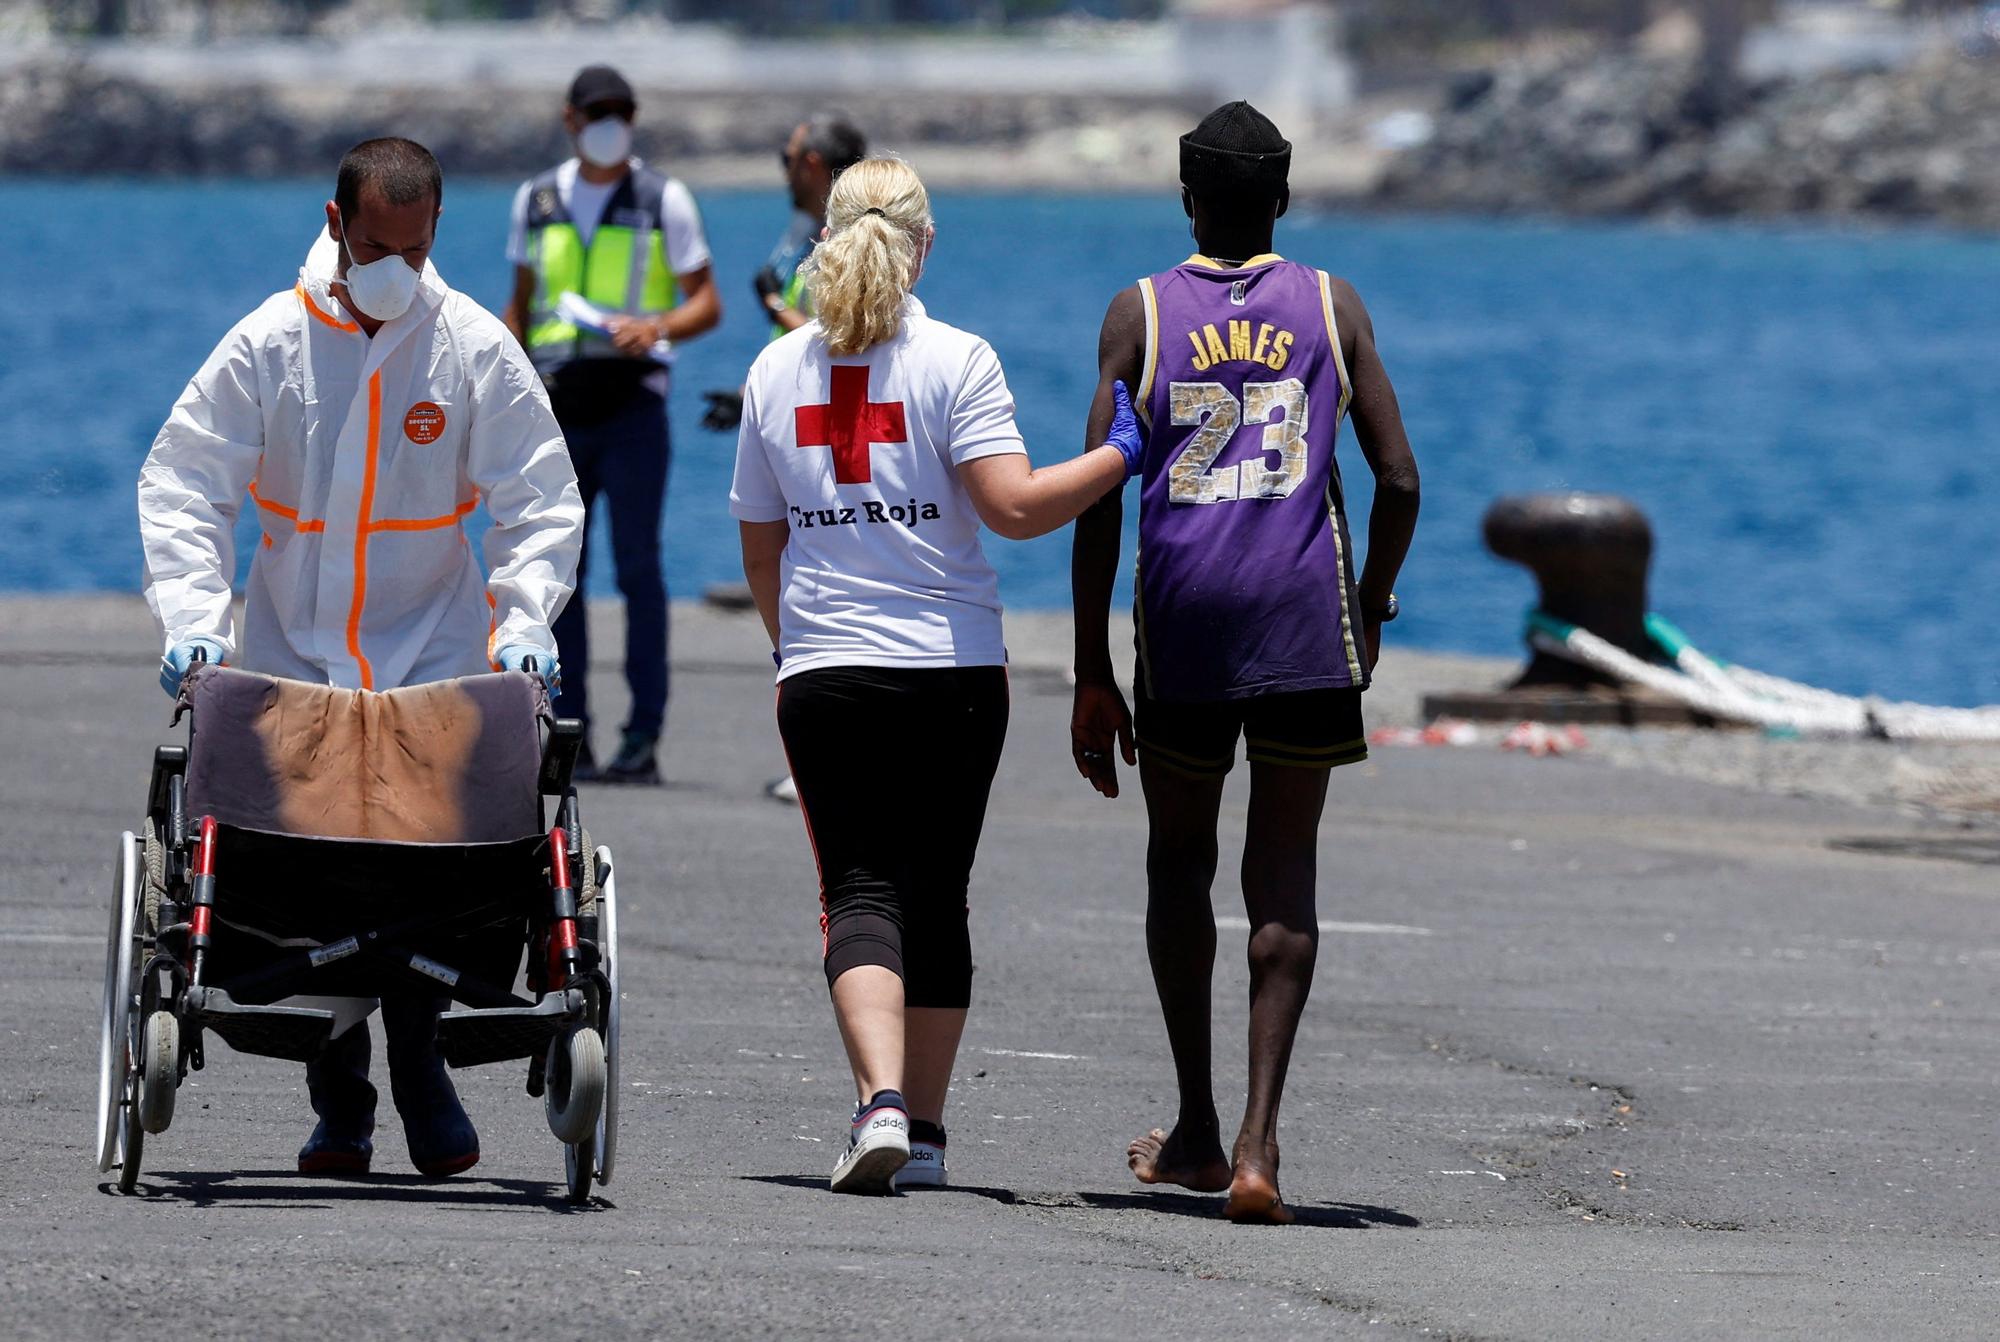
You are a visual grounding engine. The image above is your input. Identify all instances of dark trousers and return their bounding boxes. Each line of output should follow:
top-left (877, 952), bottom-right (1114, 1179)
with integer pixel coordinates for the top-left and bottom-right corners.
top-left (550, 389), bottom-right (670, 739)
top-left (776, 665), bottom-right (1010, 1009)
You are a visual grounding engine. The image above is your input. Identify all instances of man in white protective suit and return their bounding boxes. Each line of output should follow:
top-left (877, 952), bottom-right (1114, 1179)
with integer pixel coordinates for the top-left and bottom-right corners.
top-left (137, 137), bottom-right (585, 1179)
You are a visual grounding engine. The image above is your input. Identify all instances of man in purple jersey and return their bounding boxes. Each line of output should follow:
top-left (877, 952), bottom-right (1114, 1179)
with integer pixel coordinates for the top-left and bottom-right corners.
top-left (1070, 102), bottom-right (1421, 1223)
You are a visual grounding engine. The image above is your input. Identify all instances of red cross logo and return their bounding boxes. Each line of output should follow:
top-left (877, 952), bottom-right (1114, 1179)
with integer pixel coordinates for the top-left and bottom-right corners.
top-left (795, 365), bottom-right (908, 485)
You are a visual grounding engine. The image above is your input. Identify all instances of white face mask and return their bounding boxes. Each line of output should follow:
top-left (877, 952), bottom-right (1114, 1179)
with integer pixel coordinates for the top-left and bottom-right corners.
top-left (577, 116), bottom-right (633, 169)
top-left (338, 229), bottom-right (420, 322)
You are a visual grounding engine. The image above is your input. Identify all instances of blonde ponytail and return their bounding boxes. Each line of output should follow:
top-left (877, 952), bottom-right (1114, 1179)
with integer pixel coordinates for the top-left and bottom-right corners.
top-left (803, 157), bottom-right (932, 356)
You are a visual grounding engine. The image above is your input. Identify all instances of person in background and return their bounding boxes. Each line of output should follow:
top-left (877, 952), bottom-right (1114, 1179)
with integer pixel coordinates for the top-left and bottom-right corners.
top-left (730, 157), bottom-right (1145, 1194)
top-left (503, 63), bottom-right (721, 784)
top-left (140, 137), bottom-right (583, 1179)
top-left (699, 110), bottom-right (868, 432)
top-left (1069, 102), bottom-right (1422, 1223)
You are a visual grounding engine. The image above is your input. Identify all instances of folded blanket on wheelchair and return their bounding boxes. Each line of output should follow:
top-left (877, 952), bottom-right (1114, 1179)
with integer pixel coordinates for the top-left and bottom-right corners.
top-left (182, 666), bottom-right (545, 845)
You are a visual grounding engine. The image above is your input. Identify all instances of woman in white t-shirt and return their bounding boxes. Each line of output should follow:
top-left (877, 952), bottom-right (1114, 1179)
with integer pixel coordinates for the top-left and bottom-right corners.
top-left (732, 157), bottom-right (1143, 1195)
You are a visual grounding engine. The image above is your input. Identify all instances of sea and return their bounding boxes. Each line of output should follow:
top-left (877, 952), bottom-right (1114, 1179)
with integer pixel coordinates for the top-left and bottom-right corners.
top-left (2, 181), bottom-right (1995, 708)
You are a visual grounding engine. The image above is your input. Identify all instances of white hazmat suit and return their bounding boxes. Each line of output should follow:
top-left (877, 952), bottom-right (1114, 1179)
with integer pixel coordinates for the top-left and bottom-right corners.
top-left (140, 231), bottom-right (584, 690)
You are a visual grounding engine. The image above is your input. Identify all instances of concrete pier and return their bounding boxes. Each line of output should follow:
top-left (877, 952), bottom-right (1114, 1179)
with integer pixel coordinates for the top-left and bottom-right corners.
top-left (1, 596), bottom-right (1993, 1339)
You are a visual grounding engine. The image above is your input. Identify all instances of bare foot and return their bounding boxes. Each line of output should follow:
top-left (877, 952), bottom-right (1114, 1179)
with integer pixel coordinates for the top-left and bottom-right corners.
top-left (1224, 1139), bottom-right (1294, 1224)
top-left (1127, 1125), bottom-right (1232, 1192)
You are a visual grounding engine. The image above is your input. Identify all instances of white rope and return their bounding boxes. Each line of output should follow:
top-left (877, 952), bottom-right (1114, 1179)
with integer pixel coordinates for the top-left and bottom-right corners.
top-left (1528, 629), bottom-right (1864, 733)
top-left (1528, 623), bottom-right (2000, 742)
top-left (1683, 643), bottom-right (2000, 739)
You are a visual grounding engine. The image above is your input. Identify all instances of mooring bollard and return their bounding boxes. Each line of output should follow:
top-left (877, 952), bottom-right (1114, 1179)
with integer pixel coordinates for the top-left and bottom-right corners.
top-left (1483, 492), bottom-right (1656, 688)
top-left (1423, 492), bottom-right (1743, 728)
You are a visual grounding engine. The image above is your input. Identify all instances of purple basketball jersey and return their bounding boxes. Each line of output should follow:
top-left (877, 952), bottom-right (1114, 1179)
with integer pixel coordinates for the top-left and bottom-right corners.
top-left (1134, 255), bottom-right (1367, 700)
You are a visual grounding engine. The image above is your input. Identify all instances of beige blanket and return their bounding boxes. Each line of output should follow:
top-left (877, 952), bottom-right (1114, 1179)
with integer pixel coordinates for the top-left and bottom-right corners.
top-left (181, 667), bottom-right (545, 844)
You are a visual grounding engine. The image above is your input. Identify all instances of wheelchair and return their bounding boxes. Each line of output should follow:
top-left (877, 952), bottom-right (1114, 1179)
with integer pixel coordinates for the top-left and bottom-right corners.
top-left (96, 662), bottom-right (620, 1204)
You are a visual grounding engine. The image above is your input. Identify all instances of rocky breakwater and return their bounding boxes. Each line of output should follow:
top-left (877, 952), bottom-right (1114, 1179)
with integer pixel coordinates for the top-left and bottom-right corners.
top-left (1377, 47), bottom-right (2000, 229)
top-left (0, 58), bottom-right (1190, 186)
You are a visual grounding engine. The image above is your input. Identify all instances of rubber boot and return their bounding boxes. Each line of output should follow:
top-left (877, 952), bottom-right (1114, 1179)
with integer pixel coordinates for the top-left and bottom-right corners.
top-left (299, 1022), bottom-right (377, 1175)
top-left (383, 993), bottom-right (479, 1178)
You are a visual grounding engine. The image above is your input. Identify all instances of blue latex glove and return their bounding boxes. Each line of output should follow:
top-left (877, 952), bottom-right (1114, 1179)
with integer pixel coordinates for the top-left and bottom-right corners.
top-left (160, 638), bottom-right (227, 699)
top-left (1104, 378), bottom-right (1146, 478)
top-left (496, 644), bottom-right (561, 694)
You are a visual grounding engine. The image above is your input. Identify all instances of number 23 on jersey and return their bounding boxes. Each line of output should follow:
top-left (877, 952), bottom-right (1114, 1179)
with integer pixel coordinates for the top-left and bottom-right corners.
top-left (1166, 378), bottom-right (1309, 505)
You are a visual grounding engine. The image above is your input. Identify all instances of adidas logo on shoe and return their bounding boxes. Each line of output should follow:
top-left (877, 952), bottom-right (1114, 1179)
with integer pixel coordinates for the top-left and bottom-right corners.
top-left (896, 1120), bottom-right (948, 1189)
top-left (830, 1089), bottom-right (910, 1195)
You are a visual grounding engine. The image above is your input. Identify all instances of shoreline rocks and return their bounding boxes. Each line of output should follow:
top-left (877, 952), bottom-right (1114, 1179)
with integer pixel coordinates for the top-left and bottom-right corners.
top-left (1376, 47), bottom-right (2000, 229)
top-left (5, 42), bottom-right (2000, 231)
top-left (0, 56), bottom-right (1184, 182)
top-left (0, 58), bottom-right (1200, 186)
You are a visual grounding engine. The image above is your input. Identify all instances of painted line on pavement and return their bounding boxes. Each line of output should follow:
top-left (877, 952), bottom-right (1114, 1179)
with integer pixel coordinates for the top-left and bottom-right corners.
top-left (1214, 915), bottom-right (1434, 936)
top-left (1079, 909), bottom-right (1433, 937)
top-left (980, 1047), bottom-right (1089, 1061)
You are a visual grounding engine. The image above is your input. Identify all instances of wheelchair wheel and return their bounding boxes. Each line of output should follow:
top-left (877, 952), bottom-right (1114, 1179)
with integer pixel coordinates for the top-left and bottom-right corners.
top-left (544, 1023), bottom-right (605, 1146)
top-left (142, 825), bottom-right (165, 933)
top-left (138, 1010), bottom-right (179, 1135)
top-left (116, 1101), bottom-right (145, 1194)
top-left (595, 846), bottom-right (620, 1186)
top-left (575, 828), bottom-right (597, 918)
top-left (97, 833), bottom-right (142, 1176)
top-left (564, 1132), bottom-right (596, 1205)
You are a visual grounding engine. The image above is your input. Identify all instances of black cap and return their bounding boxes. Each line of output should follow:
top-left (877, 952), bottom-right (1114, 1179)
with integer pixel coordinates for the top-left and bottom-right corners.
top-left (1180, 100), bottom-right (1291, 199)
top-left (567, 65), bottom-right (635, 111)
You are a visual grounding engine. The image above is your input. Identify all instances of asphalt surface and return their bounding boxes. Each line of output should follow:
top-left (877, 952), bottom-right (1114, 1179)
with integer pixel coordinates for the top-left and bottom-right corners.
top-left (3, 597), bottom-right (1994, 1340)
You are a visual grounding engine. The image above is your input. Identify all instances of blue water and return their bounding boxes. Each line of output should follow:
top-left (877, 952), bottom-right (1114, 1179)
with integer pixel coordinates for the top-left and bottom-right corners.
top-left (3, 180), bottom-right (1997, 707)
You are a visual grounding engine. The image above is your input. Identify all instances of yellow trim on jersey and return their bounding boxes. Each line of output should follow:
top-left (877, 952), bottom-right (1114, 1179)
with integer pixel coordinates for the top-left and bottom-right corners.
top-left (1135, 276), bottom-right (1160, 418)
top-left (1318, 269), bottom-right (1355, 421)
top-left (1133, 552), bottom-right (1155, 698)
top-left (1182, 252), bottom-right (1285, 271)
top-left (1324, 479), bottom-right (1365, 683)
top-left (1318, 269), bottom-right (1360, 681)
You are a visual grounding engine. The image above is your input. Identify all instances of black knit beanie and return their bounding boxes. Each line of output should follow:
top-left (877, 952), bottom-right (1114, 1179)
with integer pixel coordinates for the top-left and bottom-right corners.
top-left (1179, 101), bottom-right (1291, 200)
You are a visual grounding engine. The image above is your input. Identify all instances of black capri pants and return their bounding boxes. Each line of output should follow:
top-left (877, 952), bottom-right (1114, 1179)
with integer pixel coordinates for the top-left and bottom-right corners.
top-left (777, 664), bottom-right (1010, 1009)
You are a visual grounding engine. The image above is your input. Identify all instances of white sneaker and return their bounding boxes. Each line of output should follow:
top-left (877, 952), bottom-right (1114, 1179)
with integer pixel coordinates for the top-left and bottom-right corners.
top-left (896, 1138), bottom-right (948, 1189)
top-left (830, 1094), bottom-right (909, 1195)
top-left (767, 774), bottom-right (798, 804)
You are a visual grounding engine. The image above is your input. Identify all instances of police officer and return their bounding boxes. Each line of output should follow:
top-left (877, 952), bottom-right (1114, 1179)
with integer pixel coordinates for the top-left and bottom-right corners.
top-left (503, 64), bottom-right (720, 784)
top-left (699, 111), bottom-right (866, 433)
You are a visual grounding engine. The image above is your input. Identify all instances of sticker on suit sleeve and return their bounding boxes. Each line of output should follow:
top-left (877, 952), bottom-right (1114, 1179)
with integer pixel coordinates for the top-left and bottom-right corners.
top-left (404, 401), bottom-right (447, 444)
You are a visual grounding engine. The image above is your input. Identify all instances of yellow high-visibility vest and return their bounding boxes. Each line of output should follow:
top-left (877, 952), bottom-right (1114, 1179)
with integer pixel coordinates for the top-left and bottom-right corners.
top-left (523, 163), bottom-right (678, 373)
